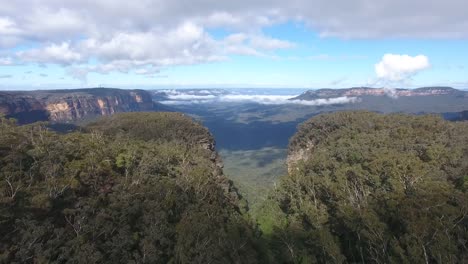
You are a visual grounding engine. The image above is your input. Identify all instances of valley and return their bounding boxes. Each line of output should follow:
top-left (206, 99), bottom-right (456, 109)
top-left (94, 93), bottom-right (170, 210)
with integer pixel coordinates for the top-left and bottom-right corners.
top-left (153, 87), bottom-right (468, 210)
top-left (3, 1), bottom-right (468, 262)
top-left (2, 86), bottom-right (467, 212)
top-left (1, 87), bottom-right (468, 262)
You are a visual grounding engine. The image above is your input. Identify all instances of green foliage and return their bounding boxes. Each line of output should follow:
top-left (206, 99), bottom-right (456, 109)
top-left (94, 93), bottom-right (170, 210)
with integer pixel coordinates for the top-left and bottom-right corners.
top-left (0, 113), bottom-right (260, 263)
top-left (3, 110), bottom-right (468, 263)
top-left (266, 111), bottom-right (468, 263)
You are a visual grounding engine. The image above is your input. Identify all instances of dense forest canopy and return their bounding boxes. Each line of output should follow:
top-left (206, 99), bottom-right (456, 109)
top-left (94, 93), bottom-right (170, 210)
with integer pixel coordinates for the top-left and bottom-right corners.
top-left (259, 111), bottom-right (468, 263)
top-left (0, 113), bottom-right (260, 263)
top-left (1, 111), bottom-right (468, 263)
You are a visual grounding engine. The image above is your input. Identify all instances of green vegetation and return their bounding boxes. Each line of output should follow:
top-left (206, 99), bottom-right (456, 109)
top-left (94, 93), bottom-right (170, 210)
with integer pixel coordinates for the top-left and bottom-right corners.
top-left (0, 113), bottom-right (261, 263)
top-left (220, 147), bottom-right (287, 213)
top-left (259, 111), bottom-right (468, 263)
top-left (2, 111), bottom-right (468, 263)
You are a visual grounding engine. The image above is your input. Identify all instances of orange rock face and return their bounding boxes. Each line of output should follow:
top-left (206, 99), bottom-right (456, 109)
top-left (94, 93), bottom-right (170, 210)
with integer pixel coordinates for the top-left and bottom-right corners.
top-left (0, 88), bottom-right (154, 123)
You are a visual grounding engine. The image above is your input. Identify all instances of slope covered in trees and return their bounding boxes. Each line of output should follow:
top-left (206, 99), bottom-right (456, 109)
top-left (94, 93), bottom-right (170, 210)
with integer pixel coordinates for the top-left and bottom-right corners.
top-left (259, 111), bottom-right (468, 263)
top-left (2, 110), bottom-right (468, 263)
top-left (0, 112), bottom-right (261, 263)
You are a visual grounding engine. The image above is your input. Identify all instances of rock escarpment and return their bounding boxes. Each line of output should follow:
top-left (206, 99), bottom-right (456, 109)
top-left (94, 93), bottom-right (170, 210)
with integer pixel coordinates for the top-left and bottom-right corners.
top-left (292, 86), bottom-right (466, 100)
top-left (0, 88), bottom-right (154, 123)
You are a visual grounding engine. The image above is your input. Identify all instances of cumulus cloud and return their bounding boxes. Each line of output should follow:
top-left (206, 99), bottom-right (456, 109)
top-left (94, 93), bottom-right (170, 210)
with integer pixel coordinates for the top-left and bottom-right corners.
top-left (0, 17), bottom-right (19, 35)
top-left (9, 21), bottom-right (293, 80)
top-left (375, 54), bottom-right (430, 82)
top-left (2, 0), bottom-right (467, 41)
top-left (0, 0), bottom-right (466, 79)
top-left (221, 33), bottom-right (294, 57)
top-left (17, 42), bottom-right (83, 65)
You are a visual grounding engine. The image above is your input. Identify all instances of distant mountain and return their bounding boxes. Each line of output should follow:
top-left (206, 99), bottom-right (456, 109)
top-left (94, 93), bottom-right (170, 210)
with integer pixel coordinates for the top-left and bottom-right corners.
top-left (286, 87), bottom-right (468, 115)
top-left (0, 88), bottom-right (155, 123)
top-left (292, 86), bottom-right (466, 100)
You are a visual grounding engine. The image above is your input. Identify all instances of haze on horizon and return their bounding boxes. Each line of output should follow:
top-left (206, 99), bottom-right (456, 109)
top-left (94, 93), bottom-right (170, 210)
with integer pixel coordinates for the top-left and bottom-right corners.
top-left (1, 0), bottom-right (467, 90)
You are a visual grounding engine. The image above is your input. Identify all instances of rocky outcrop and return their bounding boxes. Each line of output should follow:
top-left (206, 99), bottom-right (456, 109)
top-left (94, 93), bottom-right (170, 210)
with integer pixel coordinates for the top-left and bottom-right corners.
top-left (286, 141), bottom-right (314, 174)
top-left (293, 86), bottom-right (466, 100)
top-left (0, 88), bottom-right (154, 123)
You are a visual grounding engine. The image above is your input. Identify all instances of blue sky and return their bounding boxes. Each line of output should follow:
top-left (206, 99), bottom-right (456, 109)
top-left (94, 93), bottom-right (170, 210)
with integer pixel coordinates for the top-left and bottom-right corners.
top-left (1, 0), bottom-right (467, 90)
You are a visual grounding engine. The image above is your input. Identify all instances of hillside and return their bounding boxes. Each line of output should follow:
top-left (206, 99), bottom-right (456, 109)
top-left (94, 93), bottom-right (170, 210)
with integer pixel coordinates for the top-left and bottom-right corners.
top-left (0, 112), bottom-right (261, 263)
top-left (290, 87), bottom-right (468, 114)
top-left (258, 111), bottom-right (468, 263)
top-left (293, 86), bottom-right (466, 100)
top-left (0, 88), bottom-right (155, 124)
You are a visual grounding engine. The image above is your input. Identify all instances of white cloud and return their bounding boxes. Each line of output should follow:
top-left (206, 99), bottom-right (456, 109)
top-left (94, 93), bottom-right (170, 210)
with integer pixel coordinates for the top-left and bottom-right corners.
top-left (221, 94), bottom-right (295, 104)
top-left (1, 1), bottom-right (468, 43)
top-left (134, 67), bottom-right (161, 75)
top-left (25, 8), bottom-right (86, 41)
top-left (291, 96), bottom-right (361, 106)
top-left (250, 35), bottom-right (295, 50)
top-left (167, 94), bottom-right (218, 101)
top-left (375, 54), bottom-right (430, 82)
top-left (1, 0), bottom-right (467, 80)
top-left (17, 42), bottom-right (83, 65)
top-left (0, 57), bottom-right (14, 65)
top-left (0, 17), bottom-right (20, 35)
top-left (4, 19), bottom-right (294, 80)
top-left (221, 33), bottom-right (294, 57)
top-left (159, 90), bottom-right (360, 106)
top-left (81, 22), bottom-right (218, 64)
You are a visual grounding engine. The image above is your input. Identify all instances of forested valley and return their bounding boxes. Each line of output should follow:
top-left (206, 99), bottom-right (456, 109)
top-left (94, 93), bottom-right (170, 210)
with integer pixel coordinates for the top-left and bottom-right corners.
top-left (0, 113), bottom-right (261, 263)
top-left (1, 111), bottom-right (467, 263)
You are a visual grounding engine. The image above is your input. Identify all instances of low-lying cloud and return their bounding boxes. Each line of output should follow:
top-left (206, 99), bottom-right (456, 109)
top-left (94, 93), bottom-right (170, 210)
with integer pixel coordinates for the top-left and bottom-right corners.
top-left (159, 90), bottom-right (359, 106)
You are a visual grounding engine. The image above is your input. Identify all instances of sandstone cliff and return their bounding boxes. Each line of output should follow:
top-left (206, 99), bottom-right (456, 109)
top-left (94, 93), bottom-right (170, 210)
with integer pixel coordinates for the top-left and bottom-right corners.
top-left (293, 86), bottom-right (466, 100)
top-left (0, 88), bottom-right (154, 123)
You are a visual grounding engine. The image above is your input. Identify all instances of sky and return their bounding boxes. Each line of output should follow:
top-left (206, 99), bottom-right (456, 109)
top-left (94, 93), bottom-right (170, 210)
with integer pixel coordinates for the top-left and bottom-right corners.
top-left (0, 0), bottom-right (467, 90)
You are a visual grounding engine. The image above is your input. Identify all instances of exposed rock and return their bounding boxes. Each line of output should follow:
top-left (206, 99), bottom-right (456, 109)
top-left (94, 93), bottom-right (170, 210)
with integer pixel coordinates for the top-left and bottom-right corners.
top-left (293, 86), bottom-right (466, 101)
top-left (0, 88), bottom-right (154, 123)
top-left (286, 141), bottom-right (314, 173)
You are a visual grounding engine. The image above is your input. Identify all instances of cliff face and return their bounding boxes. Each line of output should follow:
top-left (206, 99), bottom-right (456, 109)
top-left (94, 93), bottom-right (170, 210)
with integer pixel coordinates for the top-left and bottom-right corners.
top-left (286, 141), bottom-right (314, 174)
top-left (0, 88), bottom-right (154, 123)
top-left (293, 86), bottom-right (466, 100)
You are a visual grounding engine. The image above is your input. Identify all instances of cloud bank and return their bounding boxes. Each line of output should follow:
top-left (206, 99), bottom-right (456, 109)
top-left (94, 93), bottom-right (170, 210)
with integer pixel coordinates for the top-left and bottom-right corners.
top-left (158, 90), bottom-right (359, 106)
top-left (0, 0), bottom-right (466, 80)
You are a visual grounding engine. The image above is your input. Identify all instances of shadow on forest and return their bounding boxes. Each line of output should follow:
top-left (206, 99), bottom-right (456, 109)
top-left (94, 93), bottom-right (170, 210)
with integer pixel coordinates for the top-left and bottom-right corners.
top-left (204, 119), bottom-right (304, 151)
top-left (7, 110), bottom-right (49, 124)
